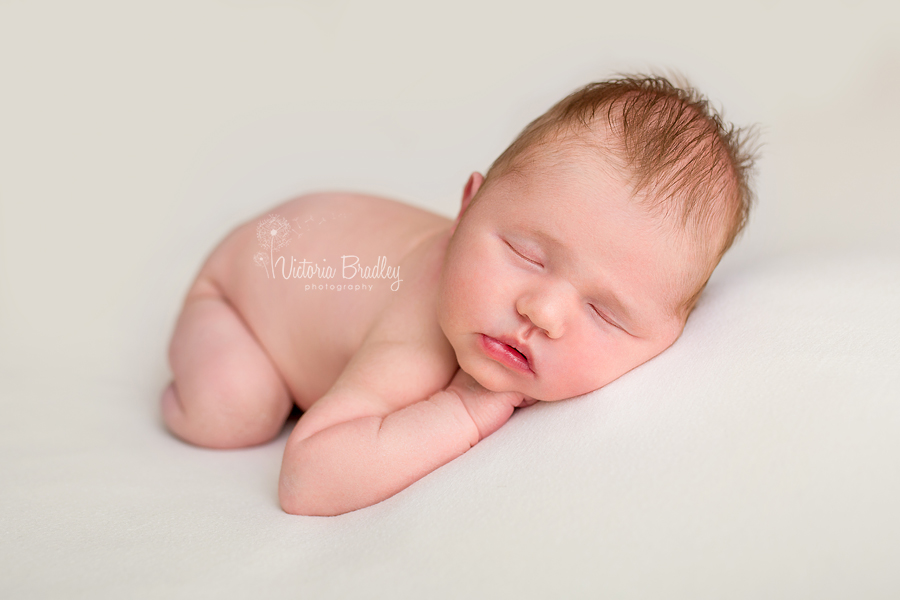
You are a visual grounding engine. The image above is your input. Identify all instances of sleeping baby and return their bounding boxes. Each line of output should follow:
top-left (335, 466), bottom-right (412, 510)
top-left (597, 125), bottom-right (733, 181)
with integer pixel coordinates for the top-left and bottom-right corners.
top-left (161, 75), bottom-right (756, 516)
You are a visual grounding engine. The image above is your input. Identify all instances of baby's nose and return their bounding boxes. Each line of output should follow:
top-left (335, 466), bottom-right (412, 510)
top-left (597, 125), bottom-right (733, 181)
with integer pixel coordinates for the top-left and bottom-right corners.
top-left (516, 288), bottom-right (566, 339)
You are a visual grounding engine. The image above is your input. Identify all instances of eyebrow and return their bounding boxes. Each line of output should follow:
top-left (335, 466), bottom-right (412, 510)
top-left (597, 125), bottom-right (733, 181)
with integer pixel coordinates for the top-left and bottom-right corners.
top-left (522, 226), bottom-right (566, 250)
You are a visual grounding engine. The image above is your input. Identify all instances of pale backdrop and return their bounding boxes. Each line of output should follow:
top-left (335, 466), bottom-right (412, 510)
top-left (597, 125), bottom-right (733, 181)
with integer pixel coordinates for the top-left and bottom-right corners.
top-left (1, 1), bottom-right (899, 598)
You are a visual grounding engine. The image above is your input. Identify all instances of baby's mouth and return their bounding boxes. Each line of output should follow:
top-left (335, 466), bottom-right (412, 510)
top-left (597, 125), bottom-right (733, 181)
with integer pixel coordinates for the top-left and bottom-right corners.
top-left (503, 341), bottom-right (533, 372)
top-left (507, 344), bottom-right (528, 362)
top-left (480, 334), bottom-right (533, 374)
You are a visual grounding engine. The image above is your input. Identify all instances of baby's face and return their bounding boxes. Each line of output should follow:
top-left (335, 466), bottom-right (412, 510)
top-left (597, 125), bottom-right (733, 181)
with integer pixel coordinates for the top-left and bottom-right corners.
top-left (438, 145), bottom-right (701, 402)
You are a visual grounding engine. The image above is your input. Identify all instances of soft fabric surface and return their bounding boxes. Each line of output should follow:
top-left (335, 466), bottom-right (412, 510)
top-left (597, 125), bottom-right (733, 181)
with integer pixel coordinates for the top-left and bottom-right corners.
top-left (3, 252), bottom-right (898, 598)
top-left (3, 1), bottom-right (900, 598)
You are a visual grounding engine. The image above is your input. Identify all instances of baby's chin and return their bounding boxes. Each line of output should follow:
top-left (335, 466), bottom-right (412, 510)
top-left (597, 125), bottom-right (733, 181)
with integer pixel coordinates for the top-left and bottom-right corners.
top-left (465, 366), bottom-right (548, 402)
top-left (484, 374), bottom-right (599, 403)
top-left (461, 360), bottom-right (525, 396)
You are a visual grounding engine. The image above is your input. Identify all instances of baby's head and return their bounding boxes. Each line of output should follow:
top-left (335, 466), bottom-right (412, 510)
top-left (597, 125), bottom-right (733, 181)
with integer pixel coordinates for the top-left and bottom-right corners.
top-left (438, 74), bottom-right (757, 402)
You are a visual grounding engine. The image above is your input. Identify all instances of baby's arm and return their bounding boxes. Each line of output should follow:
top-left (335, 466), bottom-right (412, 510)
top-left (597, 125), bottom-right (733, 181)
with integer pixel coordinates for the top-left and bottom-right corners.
top-left (279, 363), bottom-right (530, 516)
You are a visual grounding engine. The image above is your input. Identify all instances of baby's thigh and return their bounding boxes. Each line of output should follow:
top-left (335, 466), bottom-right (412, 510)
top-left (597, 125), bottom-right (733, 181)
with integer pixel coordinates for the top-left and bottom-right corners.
top-left (162, 279), bottom-right (292, 448)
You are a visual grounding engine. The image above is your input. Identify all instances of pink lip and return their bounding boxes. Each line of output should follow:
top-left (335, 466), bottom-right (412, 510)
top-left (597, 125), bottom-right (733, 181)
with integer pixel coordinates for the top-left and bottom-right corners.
top-left (480, 334), bottom-right (534, 374)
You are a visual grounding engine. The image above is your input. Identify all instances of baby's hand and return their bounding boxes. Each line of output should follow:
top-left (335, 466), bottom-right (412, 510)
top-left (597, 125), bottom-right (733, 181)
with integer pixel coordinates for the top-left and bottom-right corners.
top-left (279, 368), bottom-right (539, 515)
top-left (444, 369), bottom-right (538, 441)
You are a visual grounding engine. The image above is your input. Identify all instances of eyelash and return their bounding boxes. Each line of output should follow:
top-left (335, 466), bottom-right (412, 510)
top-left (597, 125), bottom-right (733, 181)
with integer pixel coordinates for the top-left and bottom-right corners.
top-left (590, 305), bottom-right (622, 330)
top-left (505, 241), bottom-right (542, 267)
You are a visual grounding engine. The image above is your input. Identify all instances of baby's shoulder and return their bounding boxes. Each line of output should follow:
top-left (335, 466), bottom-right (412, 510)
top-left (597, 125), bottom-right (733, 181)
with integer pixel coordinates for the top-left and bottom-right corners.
top-left (274, 191), bottom-right (450, 235)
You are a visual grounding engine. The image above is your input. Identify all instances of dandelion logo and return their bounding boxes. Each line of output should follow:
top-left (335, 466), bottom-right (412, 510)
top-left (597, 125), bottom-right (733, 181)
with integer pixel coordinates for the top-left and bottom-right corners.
top-left (255, 213), bottom-right (292, 278)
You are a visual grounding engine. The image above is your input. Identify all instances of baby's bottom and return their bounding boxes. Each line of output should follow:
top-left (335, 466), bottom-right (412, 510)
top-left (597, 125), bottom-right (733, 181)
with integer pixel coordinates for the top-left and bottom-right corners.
top-left (161, 279), bottom-right (293, 449)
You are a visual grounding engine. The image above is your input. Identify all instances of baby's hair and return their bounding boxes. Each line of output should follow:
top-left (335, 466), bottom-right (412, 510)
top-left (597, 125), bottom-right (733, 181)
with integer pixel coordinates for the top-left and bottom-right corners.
top-left (484, 74), bottom-right (759, 311)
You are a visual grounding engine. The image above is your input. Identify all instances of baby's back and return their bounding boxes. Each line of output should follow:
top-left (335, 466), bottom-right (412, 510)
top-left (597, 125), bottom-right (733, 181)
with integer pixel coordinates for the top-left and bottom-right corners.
top-left (197, 193), bottom-right (452, 409)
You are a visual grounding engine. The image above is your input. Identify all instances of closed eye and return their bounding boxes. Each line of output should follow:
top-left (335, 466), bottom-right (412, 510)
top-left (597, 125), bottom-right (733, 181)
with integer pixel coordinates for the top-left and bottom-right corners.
top-left (590, 304), bottom-right (624, 331)
top-left (505, 241), bottom-right (542, 267)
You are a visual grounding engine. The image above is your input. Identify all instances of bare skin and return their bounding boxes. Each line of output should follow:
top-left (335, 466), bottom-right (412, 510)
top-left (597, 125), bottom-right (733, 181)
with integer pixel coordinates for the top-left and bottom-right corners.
top-left (163, 142), bottom-right (703, 516)
top-left (163, 187), bottom-right (532, 516)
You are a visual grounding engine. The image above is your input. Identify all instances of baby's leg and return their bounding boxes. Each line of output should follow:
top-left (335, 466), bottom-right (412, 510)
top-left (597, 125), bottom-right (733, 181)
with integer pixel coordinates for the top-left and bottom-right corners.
top-left (162, 279), bottom-right (293, 449)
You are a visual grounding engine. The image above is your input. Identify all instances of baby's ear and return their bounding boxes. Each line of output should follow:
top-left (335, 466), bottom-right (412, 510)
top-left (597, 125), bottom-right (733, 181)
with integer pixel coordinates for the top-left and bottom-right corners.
top-left (451, 172), bottom-right (484, 235)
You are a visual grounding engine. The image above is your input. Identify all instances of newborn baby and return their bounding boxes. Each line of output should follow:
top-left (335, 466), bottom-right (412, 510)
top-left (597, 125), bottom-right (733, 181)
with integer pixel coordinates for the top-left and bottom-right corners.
top-left (162, 75), bottom-right (756, 516)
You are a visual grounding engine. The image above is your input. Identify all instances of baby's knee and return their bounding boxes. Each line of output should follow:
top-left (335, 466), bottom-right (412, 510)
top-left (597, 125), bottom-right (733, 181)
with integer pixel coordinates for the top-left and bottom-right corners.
top-left (161, 382), bottom-right (206, 445)
top-left (161, 380), bottom-right (286, 449)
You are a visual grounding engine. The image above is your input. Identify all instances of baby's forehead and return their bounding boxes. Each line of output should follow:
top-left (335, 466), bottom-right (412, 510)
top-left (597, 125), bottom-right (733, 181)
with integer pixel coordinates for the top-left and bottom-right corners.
top-left (529, 142), bottom-right (724, 257)
top-left (497, 148), bottom-right (663, 231)
top-left (510, 125), bottom-right (732, 230)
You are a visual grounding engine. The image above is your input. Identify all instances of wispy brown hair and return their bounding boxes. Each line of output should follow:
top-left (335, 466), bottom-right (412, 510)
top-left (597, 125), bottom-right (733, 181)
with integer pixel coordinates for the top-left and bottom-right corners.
top-left (483, 74), bottom-right (759, 313)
